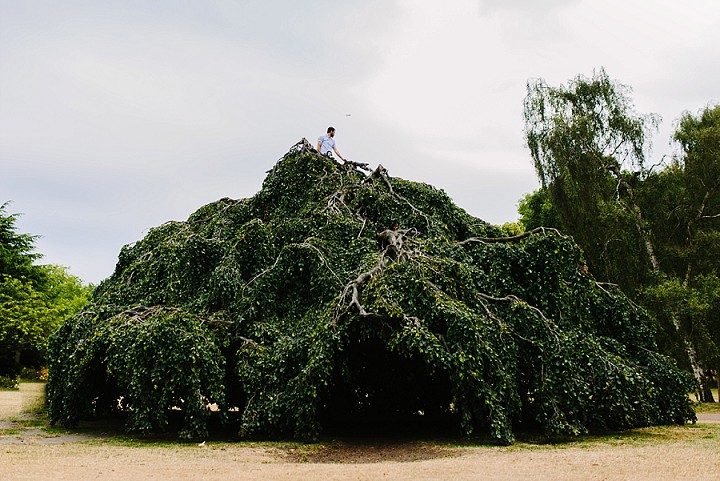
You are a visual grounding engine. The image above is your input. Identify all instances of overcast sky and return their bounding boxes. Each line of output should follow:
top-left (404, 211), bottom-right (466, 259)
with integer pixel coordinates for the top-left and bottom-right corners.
top-left (1, 0), bottom-right (718, 285)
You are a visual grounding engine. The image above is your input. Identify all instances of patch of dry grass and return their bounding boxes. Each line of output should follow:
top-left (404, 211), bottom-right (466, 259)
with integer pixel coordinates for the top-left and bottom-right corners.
top-left (694, 388), bottom-right (720, 413)
top-left (0, 382), bottom-right (44, 421)
top-left (2, 383), bottom-right (720, 481)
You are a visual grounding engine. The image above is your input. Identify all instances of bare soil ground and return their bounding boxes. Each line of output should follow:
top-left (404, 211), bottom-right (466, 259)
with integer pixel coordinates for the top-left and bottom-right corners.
top-left (1, 383), bottom-right (719, 481)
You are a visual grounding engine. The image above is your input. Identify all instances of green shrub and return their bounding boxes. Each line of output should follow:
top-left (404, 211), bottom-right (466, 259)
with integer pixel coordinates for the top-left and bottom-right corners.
top-left (0, 374), bottom-right (18, 390)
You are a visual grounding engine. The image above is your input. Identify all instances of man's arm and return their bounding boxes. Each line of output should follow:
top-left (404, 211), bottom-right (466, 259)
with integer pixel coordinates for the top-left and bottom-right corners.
top-left (317, 140), bottom-right (322, 152)
top-left (333, 147), bottom-right (345, 161)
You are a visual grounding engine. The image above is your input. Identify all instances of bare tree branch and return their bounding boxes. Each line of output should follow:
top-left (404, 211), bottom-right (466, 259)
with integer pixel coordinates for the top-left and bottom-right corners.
top-left (366, 165), bottom-right (432, 231)
top-left (457, 227), bottom-right (565, 246)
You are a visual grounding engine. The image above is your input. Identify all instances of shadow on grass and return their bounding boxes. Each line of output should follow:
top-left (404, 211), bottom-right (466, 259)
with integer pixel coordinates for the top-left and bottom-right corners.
top-left (7, 382), bottom-right (717, 461)
top-left (35, 409), bottom-right (718, 465)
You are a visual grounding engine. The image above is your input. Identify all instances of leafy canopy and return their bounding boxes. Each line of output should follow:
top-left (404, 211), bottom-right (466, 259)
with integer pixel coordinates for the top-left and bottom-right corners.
top-left (0, 202), bottom-right (44, 284)
top-left (48, 141), bottom-right (695, 443)
top-left (0, 203), bottom-right (93, 377)
top-left (523, 68), bottom-right (660, 288)
top-left (522, 68), bottom-right (720, 401)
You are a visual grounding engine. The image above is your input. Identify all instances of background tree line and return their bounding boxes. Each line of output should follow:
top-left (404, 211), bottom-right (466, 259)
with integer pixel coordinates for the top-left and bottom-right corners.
top-left (0, 202), bottom-right (93, 387)
top-left (520, 69), bottom-right (719, 401)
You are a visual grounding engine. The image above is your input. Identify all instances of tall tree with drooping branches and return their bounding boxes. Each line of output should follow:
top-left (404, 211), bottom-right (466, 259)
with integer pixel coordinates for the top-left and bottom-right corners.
top-left (523, 69), bottom-right (719, 400)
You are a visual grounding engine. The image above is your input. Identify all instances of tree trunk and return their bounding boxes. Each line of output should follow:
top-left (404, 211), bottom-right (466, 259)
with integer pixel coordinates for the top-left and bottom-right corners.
top-left (667, 310), bottom-right (710, 401)
top-left (700, 372), bottom-right (716, 403)
top-left (640, 229), bottom-right (660, 272)
top-left (605, 166), bottom-right (710, 400)
top-left (607, 165), bottom-right (661, 272)
top-left (685, 336), bottom-right (704, 400)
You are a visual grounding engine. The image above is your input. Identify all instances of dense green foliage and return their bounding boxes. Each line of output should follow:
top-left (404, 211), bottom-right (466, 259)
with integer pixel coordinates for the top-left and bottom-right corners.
top-left (640, 105), bottom-right (720, 398)
top-left (0, 203), bottom-right (93, 378)
top-left (523, 68), bottom-right (659, 288)
top-left (522, 70), bottom-right (719, 400)
top-left (48, 141), bottom-right (695, 443)
top-left (0, 202), bottom-right (44, 285)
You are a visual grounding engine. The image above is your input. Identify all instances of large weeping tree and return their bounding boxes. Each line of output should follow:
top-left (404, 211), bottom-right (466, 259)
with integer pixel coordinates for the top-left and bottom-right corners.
top-left (524, 68), bottom-right (661, 283)
top-left (47, 140), bottom-right (695, 443)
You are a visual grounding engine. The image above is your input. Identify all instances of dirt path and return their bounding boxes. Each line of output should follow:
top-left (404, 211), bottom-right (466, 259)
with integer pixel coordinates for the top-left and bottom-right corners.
top-left (697, 413), bottom-right (720, 424)
top-left (2, 437), bottom-right (719, 481)
top-left (2, 384), bottom-right (719, 481)
top-left (0, 383), bottom-right (100, 445)
top-left (0, 382), bottom-right (44, 421)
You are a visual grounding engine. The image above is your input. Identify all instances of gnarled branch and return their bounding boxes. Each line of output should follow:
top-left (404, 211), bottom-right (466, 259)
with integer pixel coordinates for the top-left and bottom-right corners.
top-left (457, 227), bottom-right (565, 246)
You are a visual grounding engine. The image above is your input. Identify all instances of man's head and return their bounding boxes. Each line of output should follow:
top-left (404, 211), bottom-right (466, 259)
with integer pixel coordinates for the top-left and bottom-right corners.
top-left (327, 127), bottom-right (335, 137)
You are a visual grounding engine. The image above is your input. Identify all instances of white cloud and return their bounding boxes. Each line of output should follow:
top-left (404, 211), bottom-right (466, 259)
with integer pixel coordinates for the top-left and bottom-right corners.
top-left (478, 0), bottom-right (581, 16)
